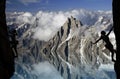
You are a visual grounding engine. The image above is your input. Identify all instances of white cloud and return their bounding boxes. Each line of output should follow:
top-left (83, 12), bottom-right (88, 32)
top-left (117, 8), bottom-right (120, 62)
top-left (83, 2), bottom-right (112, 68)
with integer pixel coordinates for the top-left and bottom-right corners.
top-left (16, 12), bottom-right (33, 24)
top-left (32, 11), bottom-right (68, 41)
top-left (32, 61), bottom-right (63, 79)
top-left (19, 0), bottom-right (40, 5)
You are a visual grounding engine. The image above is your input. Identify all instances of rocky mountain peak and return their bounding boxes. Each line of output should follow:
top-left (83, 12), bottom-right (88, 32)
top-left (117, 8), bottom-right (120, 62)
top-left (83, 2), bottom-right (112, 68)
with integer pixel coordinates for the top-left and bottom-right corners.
top-left (66, 16), bottom-right (82, 29)
top-left (58, 16), bottom-right (82, 42)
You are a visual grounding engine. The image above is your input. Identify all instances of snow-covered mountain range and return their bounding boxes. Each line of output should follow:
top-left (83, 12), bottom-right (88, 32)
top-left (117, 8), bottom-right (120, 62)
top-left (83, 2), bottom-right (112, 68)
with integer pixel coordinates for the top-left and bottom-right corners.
top-left (7, 9), bottom-right (116, 79)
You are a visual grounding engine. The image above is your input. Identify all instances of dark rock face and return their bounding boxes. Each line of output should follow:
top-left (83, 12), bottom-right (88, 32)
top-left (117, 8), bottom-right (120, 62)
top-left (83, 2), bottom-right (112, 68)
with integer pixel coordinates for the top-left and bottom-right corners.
top-left (112, 0), bottom-right (120, 79)
top-left (0, 0), bottom-right (15, 79)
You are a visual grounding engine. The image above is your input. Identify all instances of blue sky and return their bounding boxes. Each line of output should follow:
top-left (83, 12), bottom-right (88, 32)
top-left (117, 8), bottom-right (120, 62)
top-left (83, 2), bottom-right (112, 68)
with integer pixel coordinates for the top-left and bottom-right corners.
top-left (6, 0), bottom-right (112, 12)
